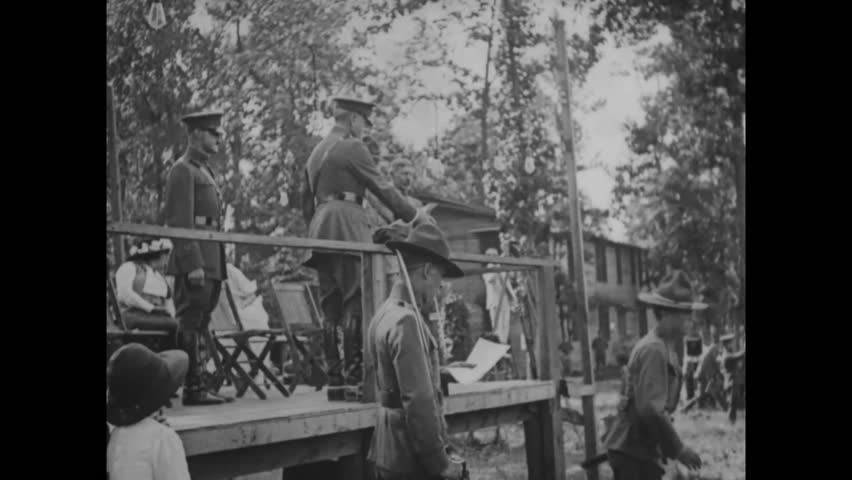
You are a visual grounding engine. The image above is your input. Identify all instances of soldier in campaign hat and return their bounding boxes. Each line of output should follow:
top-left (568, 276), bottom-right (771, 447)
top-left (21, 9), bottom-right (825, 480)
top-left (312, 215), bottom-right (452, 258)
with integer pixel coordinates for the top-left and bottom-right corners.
top-left (161, 110), bottom-right (231, 406)
top-left (604, 270), bottom-right (705, 480)
top-left (366, 222), bottom-right (466, 480)
top-left (300, 88), bottom-right (432, 400)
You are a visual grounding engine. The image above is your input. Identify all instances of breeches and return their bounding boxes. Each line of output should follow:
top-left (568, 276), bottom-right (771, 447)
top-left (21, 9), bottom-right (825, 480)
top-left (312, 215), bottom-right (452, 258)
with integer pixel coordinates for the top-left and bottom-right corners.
top-left (608, 451), bottom-right (664, 480)
top-left (315, 254), bottom-right (363, 383)
top-left (173, 277), bottom-right (222, 391)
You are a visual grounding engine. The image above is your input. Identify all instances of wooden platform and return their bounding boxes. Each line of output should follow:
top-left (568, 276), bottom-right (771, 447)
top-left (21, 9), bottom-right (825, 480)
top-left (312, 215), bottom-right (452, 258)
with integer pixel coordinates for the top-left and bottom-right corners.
top-left (169, 380), bottom-right (554, 479)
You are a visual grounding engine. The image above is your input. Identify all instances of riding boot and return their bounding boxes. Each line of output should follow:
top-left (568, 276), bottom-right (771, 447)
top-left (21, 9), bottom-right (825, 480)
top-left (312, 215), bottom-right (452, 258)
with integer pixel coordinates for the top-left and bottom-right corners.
top-left (325, 324), bottom-right (345, 401)
top-left (179, 330), bottom-right (225, 406)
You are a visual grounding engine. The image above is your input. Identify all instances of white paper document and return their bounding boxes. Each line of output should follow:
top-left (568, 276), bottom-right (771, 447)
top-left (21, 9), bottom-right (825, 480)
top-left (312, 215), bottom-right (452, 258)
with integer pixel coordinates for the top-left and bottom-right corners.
top-left (445, 338), bottom-right (510, 385)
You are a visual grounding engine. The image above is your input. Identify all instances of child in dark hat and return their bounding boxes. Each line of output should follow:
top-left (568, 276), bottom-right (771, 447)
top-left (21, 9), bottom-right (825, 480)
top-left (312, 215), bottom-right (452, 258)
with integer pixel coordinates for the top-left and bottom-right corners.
top-left (106, 343), bottom-right (190, 480)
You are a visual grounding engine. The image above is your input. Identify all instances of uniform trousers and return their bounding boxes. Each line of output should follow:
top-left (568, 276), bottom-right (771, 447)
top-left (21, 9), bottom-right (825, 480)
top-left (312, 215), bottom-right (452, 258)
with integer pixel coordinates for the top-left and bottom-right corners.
top-left (173, 276), bottom-right (221, 394)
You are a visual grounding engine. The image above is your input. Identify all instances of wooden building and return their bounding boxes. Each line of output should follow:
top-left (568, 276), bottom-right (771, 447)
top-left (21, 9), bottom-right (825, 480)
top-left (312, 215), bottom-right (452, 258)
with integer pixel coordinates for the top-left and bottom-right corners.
top-left (548, 231), bottom-right (653, 371)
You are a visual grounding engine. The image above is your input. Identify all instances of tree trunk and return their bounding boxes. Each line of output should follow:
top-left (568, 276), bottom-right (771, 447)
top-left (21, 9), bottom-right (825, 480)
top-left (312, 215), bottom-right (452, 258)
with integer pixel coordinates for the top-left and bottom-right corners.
top-left (107, 84), bottom-right (124, 265)
top-left (479, 0), bottom-right (498, 199)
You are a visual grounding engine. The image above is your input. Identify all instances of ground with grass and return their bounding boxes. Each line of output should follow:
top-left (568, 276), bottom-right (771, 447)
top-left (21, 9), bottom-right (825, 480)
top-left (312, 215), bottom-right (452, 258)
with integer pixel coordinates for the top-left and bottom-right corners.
top-left (453, 379), bottom-right (745, 480)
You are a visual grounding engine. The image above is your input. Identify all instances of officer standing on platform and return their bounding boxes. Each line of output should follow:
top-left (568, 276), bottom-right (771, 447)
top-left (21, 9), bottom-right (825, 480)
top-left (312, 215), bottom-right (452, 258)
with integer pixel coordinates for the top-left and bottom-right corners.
top-left (163, 110), bottom-right (232, 406)
top-left (301, 90), bottom-right (429, 400)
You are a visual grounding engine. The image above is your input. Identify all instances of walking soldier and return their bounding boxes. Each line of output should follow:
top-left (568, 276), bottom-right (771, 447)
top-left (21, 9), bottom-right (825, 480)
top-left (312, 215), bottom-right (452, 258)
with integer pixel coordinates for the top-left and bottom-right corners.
top-left (605, 270), bottom-right (704, 480)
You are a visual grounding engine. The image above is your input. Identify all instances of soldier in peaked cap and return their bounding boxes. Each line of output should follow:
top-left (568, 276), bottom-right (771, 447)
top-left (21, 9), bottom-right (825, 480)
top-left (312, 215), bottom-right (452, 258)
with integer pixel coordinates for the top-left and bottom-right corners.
top-left (301, 89), bottom-right (432, 400)
top-left (605, 270), bottom-right (705, 480)
top-left (162, 110), bottom-right (231, 406)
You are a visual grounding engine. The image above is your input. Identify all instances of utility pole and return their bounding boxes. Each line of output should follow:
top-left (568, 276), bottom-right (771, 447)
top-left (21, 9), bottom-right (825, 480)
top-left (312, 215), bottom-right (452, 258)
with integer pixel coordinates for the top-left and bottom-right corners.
top-left (552, 16), bottom-right (599, 480)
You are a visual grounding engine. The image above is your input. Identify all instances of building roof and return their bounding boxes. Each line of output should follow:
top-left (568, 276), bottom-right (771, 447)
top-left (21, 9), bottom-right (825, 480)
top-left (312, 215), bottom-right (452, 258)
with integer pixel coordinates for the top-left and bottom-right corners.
top-left (414, 191), bottom-right (646, 250)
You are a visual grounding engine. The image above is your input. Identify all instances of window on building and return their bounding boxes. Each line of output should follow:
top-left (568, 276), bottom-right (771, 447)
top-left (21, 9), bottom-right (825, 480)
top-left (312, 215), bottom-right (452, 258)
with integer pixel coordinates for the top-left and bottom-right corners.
top-left (595, 242), bottom-right (607, 283)
top-left (636, 252), bottom-right (644, 287)
top-left (615, 246), bottom-right (623, 285)
top-left (630, 249), bottom-right (638, 285)
top-left (598, 305), bottom-right (611, 341)
top-left (617, 307), bottom-right (627, 337)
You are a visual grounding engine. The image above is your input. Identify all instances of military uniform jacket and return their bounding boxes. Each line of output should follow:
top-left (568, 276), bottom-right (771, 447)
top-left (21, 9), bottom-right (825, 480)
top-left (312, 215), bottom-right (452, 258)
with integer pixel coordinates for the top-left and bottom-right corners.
top-left (162, 149), bottom-right (227, 280)
top-left (366, 283), bottom-right (450, 477)
top-left (303, 125), bottom-right (416, 267)
top-left (605, 330), bottom-right (684, 467)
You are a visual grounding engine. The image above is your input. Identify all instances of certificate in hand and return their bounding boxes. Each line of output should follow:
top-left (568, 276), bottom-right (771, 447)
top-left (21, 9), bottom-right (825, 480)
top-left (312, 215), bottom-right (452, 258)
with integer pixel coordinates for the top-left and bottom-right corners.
top-left (445, 338), bottom-right (510, 385)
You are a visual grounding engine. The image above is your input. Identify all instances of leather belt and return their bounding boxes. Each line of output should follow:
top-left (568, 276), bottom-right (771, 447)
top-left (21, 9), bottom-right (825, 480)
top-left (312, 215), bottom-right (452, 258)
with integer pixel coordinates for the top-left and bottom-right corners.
top-left (194, 216), bottom-right (219, 228)
top-left (317, 191), bottom-right (364, 206)
top-left (379, 391), bottom-right (403, 409)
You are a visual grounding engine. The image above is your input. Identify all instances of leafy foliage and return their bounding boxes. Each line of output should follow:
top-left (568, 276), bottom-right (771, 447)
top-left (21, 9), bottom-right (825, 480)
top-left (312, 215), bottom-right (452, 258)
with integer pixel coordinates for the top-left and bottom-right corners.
top-left (586, 0), bottom-right (745, 324)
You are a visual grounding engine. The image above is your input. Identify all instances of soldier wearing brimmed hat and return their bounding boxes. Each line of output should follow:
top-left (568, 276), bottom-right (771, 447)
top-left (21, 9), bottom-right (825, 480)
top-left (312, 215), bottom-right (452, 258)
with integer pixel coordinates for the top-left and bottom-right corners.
top-left (301, 89), bottom-right (432, 399)
top-left (106, 343), bottom-right (191, 479)
top-left (366, 222), bottom-right (466, 480)
top-left (604, 270), bottom-right (705, 480)
top-left (162, 110), bottom-right (231, 406)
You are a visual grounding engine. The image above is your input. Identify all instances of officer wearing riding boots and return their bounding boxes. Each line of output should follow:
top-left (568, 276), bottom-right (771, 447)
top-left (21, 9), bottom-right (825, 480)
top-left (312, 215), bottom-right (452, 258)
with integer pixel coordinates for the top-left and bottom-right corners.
top-left (162, 110), bottom-right (232, 406)
top-left (366, 222), bottom-right (466, 480)
top-left (605, 270), bottom-right (704, 480)
top-left (301, 90), bottom-right (430, 399)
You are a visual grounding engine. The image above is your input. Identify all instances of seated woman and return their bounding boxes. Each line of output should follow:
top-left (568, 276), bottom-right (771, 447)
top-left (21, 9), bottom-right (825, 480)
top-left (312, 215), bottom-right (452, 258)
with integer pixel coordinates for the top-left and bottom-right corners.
top-left (114, 238), bottom-right (177, 334)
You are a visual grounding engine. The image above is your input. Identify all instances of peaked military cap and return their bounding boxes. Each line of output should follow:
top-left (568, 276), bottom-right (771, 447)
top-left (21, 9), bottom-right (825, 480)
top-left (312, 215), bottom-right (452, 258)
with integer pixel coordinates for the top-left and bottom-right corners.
top-left (333, 89), bottom-right (376, 127)
top-left (181, 110), bottom-right (224, 131)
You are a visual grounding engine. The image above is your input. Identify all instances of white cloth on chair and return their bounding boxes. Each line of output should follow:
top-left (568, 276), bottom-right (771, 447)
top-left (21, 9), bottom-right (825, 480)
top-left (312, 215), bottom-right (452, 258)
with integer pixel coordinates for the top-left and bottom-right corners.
top-left (210, 264), bottom-right (271, 360)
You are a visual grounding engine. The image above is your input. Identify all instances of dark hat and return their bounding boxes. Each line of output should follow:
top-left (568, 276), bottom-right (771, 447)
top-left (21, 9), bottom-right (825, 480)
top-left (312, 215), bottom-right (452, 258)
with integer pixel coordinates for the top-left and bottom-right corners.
top-left (127, 238), bottom-right (173, 262)
top-left (637, 270), bottom-right (708, 311)
top-left (181, 110), bottom-right (223, 131)
top-left (107, 343), bottom-right (188, 427)
top-left (333, 92), bottom-right (375, 127)
top-left (386, 223), bottom-right (464, 278)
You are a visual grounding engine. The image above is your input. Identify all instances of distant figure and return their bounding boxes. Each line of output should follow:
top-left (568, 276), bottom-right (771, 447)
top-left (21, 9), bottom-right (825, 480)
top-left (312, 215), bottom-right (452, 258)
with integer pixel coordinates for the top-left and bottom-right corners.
top-left (114, 238), bottom-right (177, 334)
top-left (683, 333), bottom-right (703, 400)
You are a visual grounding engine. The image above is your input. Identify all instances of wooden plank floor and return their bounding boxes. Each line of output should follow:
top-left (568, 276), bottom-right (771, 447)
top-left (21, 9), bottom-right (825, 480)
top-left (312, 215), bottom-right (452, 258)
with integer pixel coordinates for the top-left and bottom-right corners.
top-left (170, 380), bottom-right (554, 456)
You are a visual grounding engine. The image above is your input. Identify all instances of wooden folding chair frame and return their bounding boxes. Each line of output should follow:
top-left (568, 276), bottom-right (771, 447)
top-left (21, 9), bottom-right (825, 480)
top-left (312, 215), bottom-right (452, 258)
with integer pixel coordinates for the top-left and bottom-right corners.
top-left (267, 280), bottom-right (329, 392)
top-left (208, 283), bottom-right (291, 399)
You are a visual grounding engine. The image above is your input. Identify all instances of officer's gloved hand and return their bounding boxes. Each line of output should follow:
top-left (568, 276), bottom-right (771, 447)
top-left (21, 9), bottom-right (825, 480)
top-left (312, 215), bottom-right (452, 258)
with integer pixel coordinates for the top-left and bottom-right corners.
top-left (372, 220), bottom-right (410, 244)
top-left (411, 203), bottom-right (438, 227)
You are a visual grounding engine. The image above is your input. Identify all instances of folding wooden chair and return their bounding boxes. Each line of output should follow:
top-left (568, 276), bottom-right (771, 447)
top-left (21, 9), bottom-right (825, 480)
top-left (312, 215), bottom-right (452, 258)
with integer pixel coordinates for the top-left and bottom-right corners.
top-left (106, 270), bottom-right (175, 362)
top-left (207, 283), bottom-right (291, 399)
top-left (268, 280), bottom-right (329, 391)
